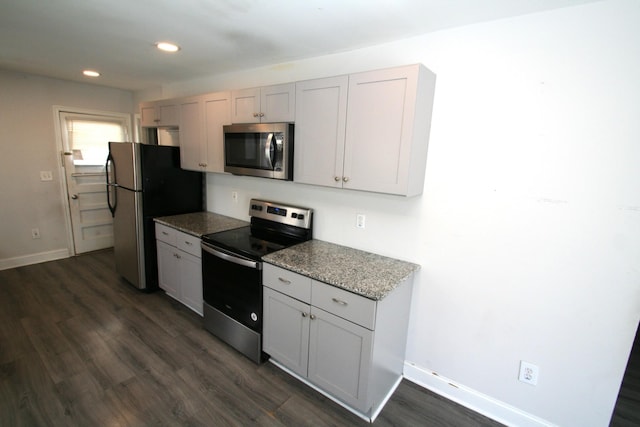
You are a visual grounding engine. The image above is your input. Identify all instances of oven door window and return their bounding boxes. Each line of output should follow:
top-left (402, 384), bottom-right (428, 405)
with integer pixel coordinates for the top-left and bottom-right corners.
top-left (202, 246), bottom-right (262, 332)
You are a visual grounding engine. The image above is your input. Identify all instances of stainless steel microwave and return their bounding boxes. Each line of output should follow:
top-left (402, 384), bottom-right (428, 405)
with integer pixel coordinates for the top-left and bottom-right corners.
top-left (223, 123), bottom-right (294, 180)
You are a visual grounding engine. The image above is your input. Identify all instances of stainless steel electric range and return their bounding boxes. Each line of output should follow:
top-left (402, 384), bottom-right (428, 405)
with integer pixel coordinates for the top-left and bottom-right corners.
top-left (200, 199), bottom-right (313, 363)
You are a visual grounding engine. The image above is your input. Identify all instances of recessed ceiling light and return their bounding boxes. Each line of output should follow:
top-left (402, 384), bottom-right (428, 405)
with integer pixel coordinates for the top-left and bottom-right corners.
top-left (156, 42), bottom-right (180, 52)
top-left (83, 70), bottom-right (100, 77)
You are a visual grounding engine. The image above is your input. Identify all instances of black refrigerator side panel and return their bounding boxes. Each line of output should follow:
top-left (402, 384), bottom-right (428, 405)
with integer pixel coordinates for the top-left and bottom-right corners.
top-left (139, 144), bottom-right (204, 290)
top-left (139, 145), bottom-right (204, 216)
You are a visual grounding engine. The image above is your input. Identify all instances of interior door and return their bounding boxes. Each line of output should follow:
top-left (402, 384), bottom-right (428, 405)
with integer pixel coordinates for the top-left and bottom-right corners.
top-left (59, 111), bottom-right (130, 254)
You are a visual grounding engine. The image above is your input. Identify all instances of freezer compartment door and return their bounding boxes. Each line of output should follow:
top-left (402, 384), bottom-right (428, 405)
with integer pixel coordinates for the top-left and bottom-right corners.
top-left (113, 187), bottom-right (145, 289)
top-left (108, 141), bottom-right (142, 191)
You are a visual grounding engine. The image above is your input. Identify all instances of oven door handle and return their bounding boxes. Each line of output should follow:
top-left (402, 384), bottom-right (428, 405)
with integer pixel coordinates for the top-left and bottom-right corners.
top-left (201, 242), bottom-right (261, 270)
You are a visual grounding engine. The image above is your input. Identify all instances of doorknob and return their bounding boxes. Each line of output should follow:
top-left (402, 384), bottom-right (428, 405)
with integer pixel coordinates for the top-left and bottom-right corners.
top-left (71, 194), bottom-right (78, 199)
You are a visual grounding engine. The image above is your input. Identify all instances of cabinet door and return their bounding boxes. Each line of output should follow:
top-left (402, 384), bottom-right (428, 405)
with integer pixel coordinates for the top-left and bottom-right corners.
top-left (343, 65), bottom-right (420, 195)
top-left (231, 87), bottom-right (260, 123)
top-left (263, 288), bottom-right (310, 378)
top-left (179, 251), bottom-right (203, 316)
top-left (261, 83), bottom-right (295, 123)
top-left (179, 97), bottom-right (205, 171)
top-left (140, 102), bottom-right (157, 127)
top-left (157, 101), bottom-right (179, 127)
top-left (140, 101), bottom-right (180, 127)
top-left (308, 306), bottom-right (373, 412)
top-left (157, 240), bottom-right (179, 299)
top-left (294, 76), bottom-right (347, 188)
top-left (203, 91), bottom-right (231, 173)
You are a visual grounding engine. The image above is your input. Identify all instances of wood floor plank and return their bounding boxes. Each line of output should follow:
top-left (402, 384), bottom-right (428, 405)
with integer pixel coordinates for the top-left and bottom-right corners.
top-left (0, 352), bottom-right (69, 426)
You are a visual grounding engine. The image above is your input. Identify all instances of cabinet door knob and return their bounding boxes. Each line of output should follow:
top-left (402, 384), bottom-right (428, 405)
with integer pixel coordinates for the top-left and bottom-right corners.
top-left (342, 176), bottom-right (349, 183)
top-left (334, 176), bottom-right (341, 182)
top-left (310, 314), bottom-right (316, 320)
top-left (259, 112), bottom-right (265, 117)
top-left (253, 113), bottom-right (259, 118)
top-left (301, 312), bottom-right (307, 318)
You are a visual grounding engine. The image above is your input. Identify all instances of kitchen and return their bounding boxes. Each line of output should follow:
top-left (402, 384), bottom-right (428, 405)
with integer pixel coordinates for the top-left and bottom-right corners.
top-left (1, 1), bottom-right (639, 426)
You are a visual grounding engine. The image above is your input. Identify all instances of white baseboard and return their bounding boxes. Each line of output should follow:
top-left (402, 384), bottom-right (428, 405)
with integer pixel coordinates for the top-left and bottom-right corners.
top-left (403, 361), bottom-right (555, 427)
top-left (0, 249), bottom-right (70, 271)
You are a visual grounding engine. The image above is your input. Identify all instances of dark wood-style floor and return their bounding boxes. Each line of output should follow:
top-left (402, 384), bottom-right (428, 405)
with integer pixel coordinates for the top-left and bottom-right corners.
top-left (0, 249), bottom-right (506, 426)
top-left (611, 325), bottom-right (640, 427)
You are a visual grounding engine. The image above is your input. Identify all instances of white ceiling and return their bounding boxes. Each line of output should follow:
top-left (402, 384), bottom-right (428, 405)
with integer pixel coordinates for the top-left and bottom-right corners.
top-left (0, 0), bottom-right (600, 91)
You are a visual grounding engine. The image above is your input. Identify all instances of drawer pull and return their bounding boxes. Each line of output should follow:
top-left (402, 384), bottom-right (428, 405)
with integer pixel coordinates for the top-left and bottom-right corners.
top-left (278, 277), bottom-right (291, 285)
top-left (162, 231), bottom-right (169, 235)
top-left (332, 298), bottom-right (348, 306)
top-left (185, 241), bottom-right (193, 245)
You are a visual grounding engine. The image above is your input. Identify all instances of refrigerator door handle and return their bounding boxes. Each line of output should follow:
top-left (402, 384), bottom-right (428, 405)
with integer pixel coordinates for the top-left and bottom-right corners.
top-left (106, 152), bottom-right (117, 217)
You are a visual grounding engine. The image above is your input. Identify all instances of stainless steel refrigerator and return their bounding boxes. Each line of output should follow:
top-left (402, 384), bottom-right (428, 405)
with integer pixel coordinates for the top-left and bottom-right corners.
top-left (106, 142), bottom-right (203, 290)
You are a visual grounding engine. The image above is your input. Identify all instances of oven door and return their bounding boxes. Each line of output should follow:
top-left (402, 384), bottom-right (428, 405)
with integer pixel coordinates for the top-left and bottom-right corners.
top-left (201, 242), bottom-right (262, 333)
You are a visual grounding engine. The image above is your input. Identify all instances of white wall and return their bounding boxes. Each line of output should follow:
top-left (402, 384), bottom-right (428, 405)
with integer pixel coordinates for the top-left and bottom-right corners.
top-left (152, 1), bottom-right (640, 425)
top-left (0, 70), bottom-right (134, 268)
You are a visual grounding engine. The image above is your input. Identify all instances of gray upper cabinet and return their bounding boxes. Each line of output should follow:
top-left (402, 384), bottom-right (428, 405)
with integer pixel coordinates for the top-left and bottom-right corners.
top-left (231, 83), bottom-right (295, 123)
top-left (140, 99), bottom-right (180, 128)
top-left (294, 76), bottom-right (348, 188)
top-left (179, 92), bottom-right (231, 173)
top-left (294, 64), bottom-right (436, 197)
top-left (138, 63), bottom-right (435, 196)
top-left (178, 96), bottom-right (204, 171)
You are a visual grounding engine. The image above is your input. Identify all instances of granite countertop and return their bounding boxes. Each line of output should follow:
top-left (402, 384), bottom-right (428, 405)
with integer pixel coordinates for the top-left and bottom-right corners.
top-left (154, 211), bottom-right (248, 237)
top-left (262, 240), bottom-right (420, 301)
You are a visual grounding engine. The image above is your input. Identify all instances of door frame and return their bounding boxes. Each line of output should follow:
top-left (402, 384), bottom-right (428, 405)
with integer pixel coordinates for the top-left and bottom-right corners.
top-left (52, 105), bottom-right (133, 256)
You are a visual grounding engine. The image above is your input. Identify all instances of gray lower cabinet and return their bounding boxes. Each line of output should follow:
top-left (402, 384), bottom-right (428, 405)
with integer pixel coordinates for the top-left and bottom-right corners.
top-left (307, 305), bottom-right (373, 410)
top-left (262, 263), bottom-right (413, 420)
top-left (155, 223), bottom-right (203, 316)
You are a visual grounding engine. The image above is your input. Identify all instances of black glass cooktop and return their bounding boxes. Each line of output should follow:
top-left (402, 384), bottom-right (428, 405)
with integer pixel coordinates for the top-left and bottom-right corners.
top-left (202, 226), bottom-right (295, 261)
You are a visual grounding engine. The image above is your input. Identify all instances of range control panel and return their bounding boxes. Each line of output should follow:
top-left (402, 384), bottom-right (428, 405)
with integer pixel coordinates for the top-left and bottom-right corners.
top-left (249, 199), bottom-right (313, 229)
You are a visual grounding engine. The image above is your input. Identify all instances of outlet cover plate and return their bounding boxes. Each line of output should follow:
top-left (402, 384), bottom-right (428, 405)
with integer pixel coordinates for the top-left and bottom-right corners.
top-left (519, 361), bottom-right (539, 386)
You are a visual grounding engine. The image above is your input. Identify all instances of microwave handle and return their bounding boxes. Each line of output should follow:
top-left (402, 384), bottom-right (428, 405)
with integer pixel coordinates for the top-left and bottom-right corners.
top-left (264, 132), bottom-right (274, 170)
top-left (273, 133), bottom-right (283, 170)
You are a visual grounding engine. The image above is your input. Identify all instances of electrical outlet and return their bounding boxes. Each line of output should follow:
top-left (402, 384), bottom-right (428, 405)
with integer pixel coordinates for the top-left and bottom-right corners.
top-left (519, 361), bottom-right (539, 386)
top-left (40, 171), bottom-right (53, 181)
top-left (231, 191), bottom-right (238, 203)
top-left (356, 214), bottom-right (366, 229)
top-left (31, 228), bottom-right (41, 239)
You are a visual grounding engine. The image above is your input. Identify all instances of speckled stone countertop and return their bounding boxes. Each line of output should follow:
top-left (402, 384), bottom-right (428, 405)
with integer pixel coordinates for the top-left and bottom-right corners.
top-left (263, 240), bottom-right (420, 301)
top-left (154, 212), bottom-right (248, 237)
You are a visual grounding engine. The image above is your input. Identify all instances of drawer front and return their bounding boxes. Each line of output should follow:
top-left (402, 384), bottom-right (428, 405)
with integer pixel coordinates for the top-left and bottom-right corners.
top-left (155, 223), bottom-right (177, 246)
top-left (311, 280), bottom-right (376, 330)
top-left (263, 263), bottom-right (312, 303)
top-left (176, 231), bottom-right (201, 257)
